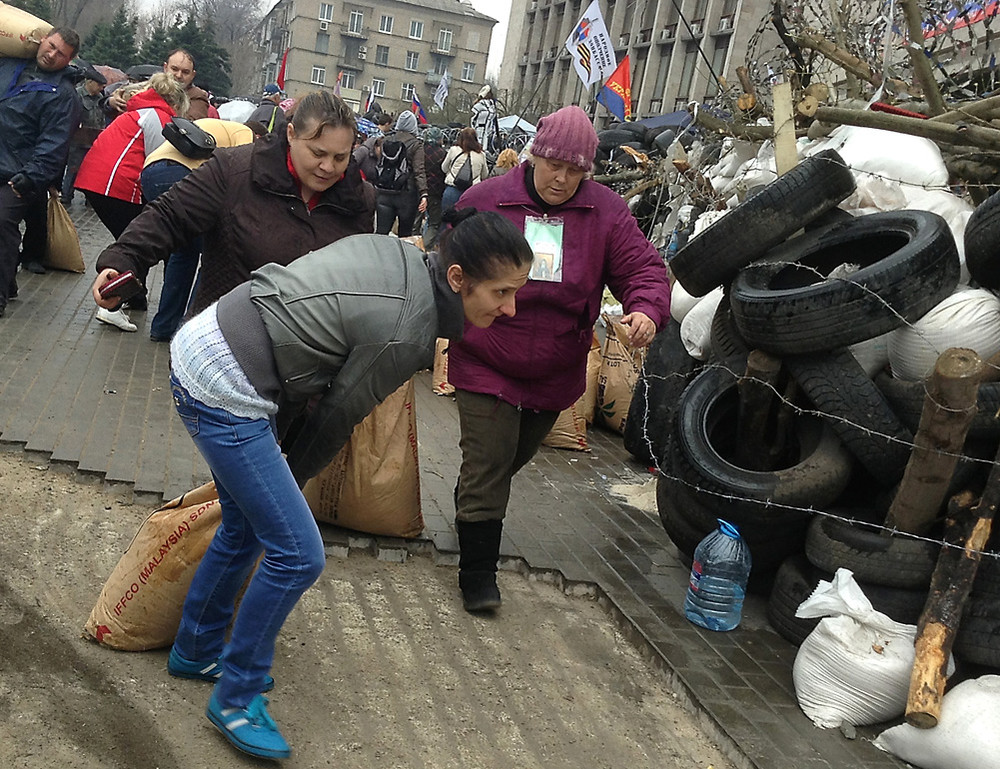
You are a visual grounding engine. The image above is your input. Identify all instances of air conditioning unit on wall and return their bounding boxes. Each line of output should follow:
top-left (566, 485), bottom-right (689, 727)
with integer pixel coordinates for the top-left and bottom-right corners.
top-left (358, 46), bottom-right (367, 59)
top-left (319, 20), bottom-right (329, 30)
top-left (690, 21), bottom-right (703, 36)
top-left (718, 16), bottom-right (733, 32)
top-left (659, 28), bottom-right (674, 41)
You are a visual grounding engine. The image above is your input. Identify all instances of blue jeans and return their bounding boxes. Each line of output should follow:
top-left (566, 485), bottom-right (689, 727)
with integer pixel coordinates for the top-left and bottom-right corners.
top-left (142, 161), bottom-right (201, 339)
top-left (442, 184), bottom-right (462, 214)
top-left (170, 374), bottom-right (325, 708)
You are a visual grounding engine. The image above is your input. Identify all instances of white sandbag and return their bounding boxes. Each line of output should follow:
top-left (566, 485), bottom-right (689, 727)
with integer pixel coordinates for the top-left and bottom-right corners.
top-left (692, 208), bottom-right (728, 236)
top-left (874, 675), bottom-right (1000, 769)
top-left (902, 187), bottom-right (974, 286)
top-left (888, 288), bottom-right (1000, 380)
top-left (793, 568), bottom-right (924, 728)
top-left (0, 2), bottom-right (51, 58)
top-left (679, 287), bottom-right (724, 360)
top-left (669, 279), bottom-right (701, 324)
top-left (805, 125), bottom-right (948, 189)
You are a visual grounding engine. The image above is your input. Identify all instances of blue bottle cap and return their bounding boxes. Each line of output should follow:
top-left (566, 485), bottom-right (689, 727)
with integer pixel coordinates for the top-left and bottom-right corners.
top-left (717, 519), bottom-right (740, 539)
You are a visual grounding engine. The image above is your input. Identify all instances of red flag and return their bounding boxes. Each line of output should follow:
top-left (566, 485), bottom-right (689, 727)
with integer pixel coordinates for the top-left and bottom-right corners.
top-left (597, 55), bottom-right (632, 122)
top-left (276, 48), bottom-right (289, 91)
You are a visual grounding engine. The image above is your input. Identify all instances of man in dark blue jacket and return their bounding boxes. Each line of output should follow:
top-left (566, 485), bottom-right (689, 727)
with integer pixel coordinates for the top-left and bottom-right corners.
top-left (0, 27), bottom-right (81, 316)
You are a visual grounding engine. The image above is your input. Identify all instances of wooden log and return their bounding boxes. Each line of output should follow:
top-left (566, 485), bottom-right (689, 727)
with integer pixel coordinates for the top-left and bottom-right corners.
top-left (735, 66), bottom-right (756, 98)
top-left (813, 105), bottom-right (1000, 152)
top-left (693, 108), bottom-right (776, 140)
top-left (773, 81), bottom-right (798, 176)
top-left (906, 489), bottom-right (995, 728)
top-left (900, 0), bottom-right (947, 116)
top-left (793, 30), bottom-right (881, 87)
top-left (886, 348), bottom-right (983, 535)
top-left (736, 350), bottom-right (783, 471)
top-left (929, 94), bottom-right (1000, 125)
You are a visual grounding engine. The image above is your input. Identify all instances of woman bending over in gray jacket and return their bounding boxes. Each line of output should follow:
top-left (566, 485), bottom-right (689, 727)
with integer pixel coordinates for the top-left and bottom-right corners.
top-left (91, 211), bottom-right (533, 761)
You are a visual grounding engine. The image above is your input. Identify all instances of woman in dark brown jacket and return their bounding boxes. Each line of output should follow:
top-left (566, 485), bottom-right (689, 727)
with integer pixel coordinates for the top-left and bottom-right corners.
top-left (94, 91), bottom-right (376, 316)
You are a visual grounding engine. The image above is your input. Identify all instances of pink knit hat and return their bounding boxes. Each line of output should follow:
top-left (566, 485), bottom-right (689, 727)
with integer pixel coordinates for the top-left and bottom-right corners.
top-left (530, 105), bottom-right (598, 171)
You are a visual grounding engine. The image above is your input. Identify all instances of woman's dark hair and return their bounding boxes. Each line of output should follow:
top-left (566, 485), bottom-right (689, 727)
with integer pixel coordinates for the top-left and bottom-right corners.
top-left (438, 209), bottom-right (533, 283)
top-left (457, 127), bottom-right (482, 154)
top-left (291, 91), bottom-right (356, 140)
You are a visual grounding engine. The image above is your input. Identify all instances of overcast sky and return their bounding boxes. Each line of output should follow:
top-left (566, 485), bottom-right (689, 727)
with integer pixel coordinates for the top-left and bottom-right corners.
top-left (469, 0), bottom-right (512, 80)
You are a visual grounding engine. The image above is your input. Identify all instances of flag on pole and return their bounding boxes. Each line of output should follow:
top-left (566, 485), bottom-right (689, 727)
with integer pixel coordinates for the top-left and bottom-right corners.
top-left (334, 70), bottom-right (343, 96)
top-left (433, 70), bottom-right (450, 109)
top-left (276, 48), bottom-right (289, 91)
top-left (363, 89), bottom-right (374, 114)
top-left (411, 92), bottom-right (428, 124)
top-left (596, 54), bottom-right (632, 122)
top-left (564, 0), bottom-right (617, 88)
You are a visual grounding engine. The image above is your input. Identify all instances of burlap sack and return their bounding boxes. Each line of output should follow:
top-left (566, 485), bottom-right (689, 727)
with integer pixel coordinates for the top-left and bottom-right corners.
top-left (0, 2), bottom-right (51, 58)
top-left (581, 333), bottom-right (602, 424)
top-left (432, 337), bottom-right (455, 395)
top-left (83, 482), bottom-right (221, 651)
top-left (596, 314), bottom-right (646, 434)
top-left (542, 398), bottom-right (589, 451)
top-left (44, 190), bottom-right (85, 273)
top-left (304, 379), bottom-right (424, 538)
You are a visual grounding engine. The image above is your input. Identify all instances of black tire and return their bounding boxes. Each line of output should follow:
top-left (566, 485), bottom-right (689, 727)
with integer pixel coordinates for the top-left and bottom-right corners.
top-left (709, 294), bottom-right (750, 359)
top-left (964, 188), bottom-right (1000, 289)
top-left (659, 469), bottom-right (810, 573)
top-left (767, 554), bottom-right (929, 646)
top-left (730, 210), bottom-right (960, 355)
top-left (597, 128), bottom-right (634, 151)
top-left (804, 512), bottom-right (939, 589)
top-left (623, 320), bottom-right (697, 466)
top-left (671, 359), bottom-right (854, 514)
top-left (668, 149), bottom-right (856, 297)
top-left (785, 348), bottom-right (912, 484)
top-left (875, 372), bottom-right (1000, 440)
top-left (954, 597), bottom-right (1000, 668)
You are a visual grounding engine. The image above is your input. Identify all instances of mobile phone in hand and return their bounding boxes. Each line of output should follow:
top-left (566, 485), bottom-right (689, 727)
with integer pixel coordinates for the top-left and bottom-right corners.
top-left (99, 271), bottom-right (143, 302)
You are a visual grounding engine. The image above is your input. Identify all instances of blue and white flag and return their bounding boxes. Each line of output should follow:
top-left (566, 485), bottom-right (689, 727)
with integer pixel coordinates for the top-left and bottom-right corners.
top-left (565, 0), bottom-right (617, 88)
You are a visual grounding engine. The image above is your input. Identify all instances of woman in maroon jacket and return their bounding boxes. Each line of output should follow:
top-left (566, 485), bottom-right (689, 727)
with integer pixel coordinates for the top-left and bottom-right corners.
top-left (449, 105), bottom-right (672, 612)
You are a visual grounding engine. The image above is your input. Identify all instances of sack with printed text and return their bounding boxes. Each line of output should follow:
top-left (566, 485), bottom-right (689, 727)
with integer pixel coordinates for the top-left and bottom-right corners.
top-left (83, 482), bottom-right (221, 651)
top-left (597, 314), bottom-right (646, 433)
top-left (0, 2), bottom-right (52, 58)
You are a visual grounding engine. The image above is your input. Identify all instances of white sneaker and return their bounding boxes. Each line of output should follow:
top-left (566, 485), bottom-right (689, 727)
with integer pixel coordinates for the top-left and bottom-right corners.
top-left (96, 306), bottom-right (137, 332)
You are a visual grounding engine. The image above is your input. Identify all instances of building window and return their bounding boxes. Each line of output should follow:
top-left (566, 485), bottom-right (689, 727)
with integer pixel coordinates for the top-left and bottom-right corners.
top-left (319, 3), bottom-right (333, 22)
top-left (433, 56), bottom-right (448, 75)
top-left (372, 78), bottom-right (385, 97)
top-left (311, 66), bottom-right (326, 85)
top-left (376, 45), bottom-right (389, 65)
top-left (678, 41), bottom-right (698, 98)
top-left (438, 29), bottom-right (452, 52)
top-left (461, 61), bottom-right (475, 81)
top-left (468, 31), bottom-right (480, 49)
top-left (401, 82), bottom-right (416, 101)
top-left (379, 14), bottom-right (393, 33)
top-left (409, 20), bottom-right (423, 39)
top-left (349, 10), bottom-right (364, 34)
top-left (315, 32), bottom-right (330, 53)
top-left (405, 51), bottom-right (419, 71)
top-left (341, 71), bottom-right (355, 89)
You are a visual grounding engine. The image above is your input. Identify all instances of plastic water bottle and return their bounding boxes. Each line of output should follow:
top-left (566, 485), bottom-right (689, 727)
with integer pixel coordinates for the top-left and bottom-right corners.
top-left (684, 519), bottom-right (752, 631)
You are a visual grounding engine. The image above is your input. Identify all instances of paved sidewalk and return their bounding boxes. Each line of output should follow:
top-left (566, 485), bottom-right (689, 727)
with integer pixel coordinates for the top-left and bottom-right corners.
top-left (0, 201), bottom-right (905, 769)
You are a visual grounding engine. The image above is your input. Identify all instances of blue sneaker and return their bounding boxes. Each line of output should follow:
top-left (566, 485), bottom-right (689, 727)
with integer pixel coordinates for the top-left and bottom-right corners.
top-left (206, 692), bottom-right (291, 760)
top-left (168, 647), bottom-right (274, 692)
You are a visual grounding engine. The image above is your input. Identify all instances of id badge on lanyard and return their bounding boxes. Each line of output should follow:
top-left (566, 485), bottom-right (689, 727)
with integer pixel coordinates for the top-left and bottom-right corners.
top-left (524, 215), bottom-right (564, 282)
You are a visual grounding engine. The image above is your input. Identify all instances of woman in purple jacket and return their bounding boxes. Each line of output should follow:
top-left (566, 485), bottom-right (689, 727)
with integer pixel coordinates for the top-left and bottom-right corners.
top-left (449, 105), bottom-right (671, 612)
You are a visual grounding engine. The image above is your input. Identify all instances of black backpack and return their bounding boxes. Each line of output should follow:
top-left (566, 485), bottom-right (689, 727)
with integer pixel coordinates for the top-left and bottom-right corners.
top-left (374, 135), bottom-right (410, 191)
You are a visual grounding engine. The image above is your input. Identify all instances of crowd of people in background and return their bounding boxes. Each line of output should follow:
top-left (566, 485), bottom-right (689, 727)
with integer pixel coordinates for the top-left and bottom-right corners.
top-left (1, 22), bottom-right (671, 764)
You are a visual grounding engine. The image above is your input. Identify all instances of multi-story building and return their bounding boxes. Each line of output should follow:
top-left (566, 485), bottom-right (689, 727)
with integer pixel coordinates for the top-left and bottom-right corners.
top-left (499, 0), bottom-right (772, 124)
top-left (258, 0), bottom-right (496, 115)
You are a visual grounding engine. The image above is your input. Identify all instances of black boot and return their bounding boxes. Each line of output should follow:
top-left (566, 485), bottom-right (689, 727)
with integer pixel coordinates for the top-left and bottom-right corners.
top-left (457, 519), bottom-right (503, 613)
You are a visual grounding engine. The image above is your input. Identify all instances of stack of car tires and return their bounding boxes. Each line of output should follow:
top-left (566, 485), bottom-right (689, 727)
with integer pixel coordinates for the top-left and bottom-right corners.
top-left (637, 148), bottom-right (999, 665)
